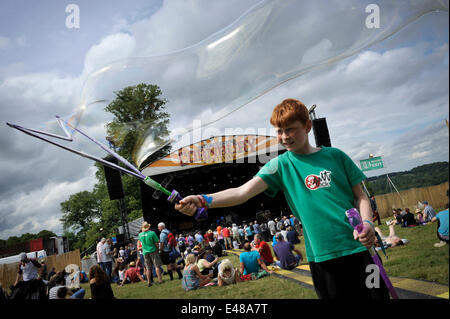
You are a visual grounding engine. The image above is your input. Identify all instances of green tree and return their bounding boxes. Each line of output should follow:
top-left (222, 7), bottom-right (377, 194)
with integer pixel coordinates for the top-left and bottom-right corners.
top-left (60, 190), bottom-right (102, 246)
top-left (36, 230), bottom-right (56, 239)
top-left (104, 83), bottom-right (170, 168)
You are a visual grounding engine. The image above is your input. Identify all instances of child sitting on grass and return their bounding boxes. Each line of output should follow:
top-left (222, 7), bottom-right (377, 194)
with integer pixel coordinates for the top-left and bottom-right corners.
top-left (181, 254), bottom-right (212, 291)
top-left (217, 259), bottom-right (241, 286)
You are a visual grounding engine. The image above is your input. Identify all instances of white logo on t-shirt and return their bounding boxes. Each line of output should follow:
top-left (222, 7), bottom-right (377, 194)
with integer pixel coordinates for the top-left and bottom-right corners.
top-left (305, 170), bottom-right (331, 190)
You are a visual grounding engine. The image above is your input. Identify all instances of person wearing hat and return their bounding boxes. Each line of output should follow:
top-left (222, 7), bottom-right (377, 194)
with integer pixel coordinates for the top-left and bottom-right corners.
top-left (422, 201), bottom-right (436, 223)
top-left (197, 248), bottom-right (219, 278)
top-left (14, 253), bottom-right (42, 286)
top-left (13, 252), bottom-right (46, 299)
top-left (415, 208), bottom-right (426, 225)
top-left (138, 222), bottom-right (163, 286)
top-left (120, 261), bottom-right (146, 286)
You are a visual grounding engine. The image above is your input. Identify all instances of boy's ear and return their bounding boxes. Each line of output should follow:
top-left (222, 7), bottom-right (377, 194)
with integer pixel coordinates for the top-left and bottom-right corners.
top-left (305, 120), bottom-right (312, 133)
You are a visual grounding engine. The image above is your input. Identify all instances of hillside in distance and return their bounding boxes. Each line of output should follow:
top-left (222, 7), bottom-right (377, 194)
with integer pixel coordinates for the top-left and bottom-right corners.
top-left (366, 161), bottom-right (449, 195)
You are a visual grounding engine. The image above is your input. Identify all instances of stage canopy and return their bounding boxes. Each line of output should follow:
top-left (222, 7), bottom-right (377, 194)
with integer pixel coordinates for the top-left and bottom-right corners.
top-left (142, 134), bottom-right (284, 177)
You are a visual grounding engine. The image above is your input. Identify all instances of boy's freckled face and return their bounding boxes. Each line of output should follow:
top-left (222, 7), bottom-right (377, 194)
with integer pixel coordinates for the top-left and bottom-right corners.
top-left (275, 120), bottom-right (310, 153)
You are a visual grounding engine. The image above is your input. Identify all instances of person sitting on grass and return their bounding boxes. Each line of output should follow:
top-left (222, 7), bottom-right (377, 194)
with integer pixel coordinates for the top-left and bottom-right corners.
top-left (272, 232), bottom-right (303, 270)
top-left (374, 220), bottom-right (408, 249)
top-left (217, 259), bottom-right (242, 286)
top-left (251, 234), bottom-right (274, 266)
top-left (120, 261), bottom-right (146, 286)
top-left (89, 264), bottom-right (115, 299)
top-left (430, 203), bottom-right (449, 247)
top-left (415, 208), bottom-right (427, 225)
top-left (197, 248), bottom-right (220, 278)
top-left (401, 208), bottom-right (417, 227)
top-left (239, 242), bottom-right (273, 278)
top-left (181, 254), bottom-right (213, 291)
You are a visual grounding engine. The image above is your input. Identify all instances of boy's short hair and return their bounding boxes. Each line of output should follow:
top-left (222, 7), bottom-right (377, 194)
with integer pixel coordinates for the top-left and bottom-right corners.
top-left (270, 98), bottom-right (310, 127)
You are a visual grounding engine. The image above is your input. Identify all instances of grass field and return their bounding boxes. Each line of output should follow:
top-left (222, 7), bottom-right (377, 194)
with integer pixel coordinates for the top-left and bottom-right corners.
top-left (80, 216), bottom-right (448, 299)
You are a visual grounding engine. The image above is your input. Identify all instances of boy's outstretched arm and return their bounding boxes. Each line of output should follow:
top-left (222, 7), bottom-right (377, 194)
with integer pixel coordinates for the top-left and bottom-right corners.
top-left (352, 183), bottom-right (376, 249)
top-left (175, 176), bottom-right (268, 216)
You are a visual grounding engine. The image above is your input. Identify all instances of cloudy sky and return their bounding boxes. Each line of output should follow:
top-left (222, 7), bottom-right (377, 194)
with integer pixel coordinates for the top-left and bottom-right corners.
top-left (0, 0), bottom-right (448, 240)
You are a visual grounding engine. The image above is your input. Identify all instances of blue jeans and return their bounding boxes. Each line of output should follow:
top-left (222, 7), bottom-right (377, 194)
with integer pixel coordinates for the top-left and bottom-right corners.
top-left (70, 288), bottom-right (85, 299)
top-left (103, 261), bottom-right (113, 280)
top-left (275, 254), bottom-right (301, 269)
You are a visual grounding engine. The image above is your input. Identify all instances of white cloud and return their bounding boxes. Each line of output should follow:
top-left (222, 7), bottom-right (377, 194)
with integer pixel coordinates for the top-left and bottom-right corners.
top-left (0, 0), bottom-right (448, 240)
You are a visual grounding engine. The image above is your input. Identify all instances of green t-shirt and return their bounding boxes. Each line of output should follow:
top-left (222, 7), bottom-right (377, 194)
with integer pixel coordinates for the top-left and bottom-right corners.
top-left (256, 147), bottom-right (367, 263)
top-left (138, 230), bottom-right (159, 256)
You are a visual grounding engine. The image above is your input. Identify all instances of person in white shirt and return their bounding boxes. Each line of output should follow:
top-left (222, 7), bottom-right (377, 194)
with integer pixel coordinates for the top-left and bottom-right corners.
top-left (96, 237), bottom-right (106, 266)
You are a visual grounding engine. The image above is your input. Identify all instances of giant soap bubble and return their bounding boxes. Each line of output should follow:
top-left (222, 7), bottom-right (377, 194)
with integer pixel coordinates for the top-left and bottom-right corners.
top-left (49, 0), bottom-right (450, 168)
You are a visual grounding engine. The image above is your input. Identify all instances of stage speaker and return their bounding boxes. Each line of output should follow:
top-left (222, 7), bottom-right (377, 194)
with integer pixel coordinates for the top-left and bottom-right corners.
top-left (103, 156), bottom-right (124, 200)
top-left (312, 118), bottom-right (331, 147)
top-left (140, 180), bottom-right (153, 216)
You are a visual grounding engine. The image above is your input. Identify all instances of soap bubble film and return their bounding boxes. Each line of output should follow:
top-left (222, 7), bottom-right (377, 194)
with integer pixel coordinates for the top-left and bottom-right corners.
top-left (37, 0), bottom-right (450, 168)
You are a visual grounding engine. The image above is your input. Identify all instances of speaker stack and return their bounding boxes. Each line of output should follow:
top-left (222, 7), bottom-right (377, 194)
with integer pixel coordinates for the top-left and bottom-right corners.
top-left (312, 118), bottom-right (332, 147)
top-left (103, 156), bottom-right (125, 200)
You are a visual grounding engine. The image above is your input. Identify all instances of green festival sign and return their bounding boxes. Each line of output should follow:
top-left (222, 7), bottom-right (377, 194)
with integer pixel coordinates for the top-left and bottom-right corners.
top-left (360, 156), bottom-right (384, 172)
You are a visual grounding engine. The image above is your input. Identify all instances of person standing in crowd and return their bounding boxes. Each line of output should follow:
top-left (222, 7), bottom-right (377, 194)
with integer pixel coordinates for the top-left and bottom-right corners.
top-left (253, 220), bottom-right (260, 237)
top-left (238, 226), bottom-right (245, 243)
top-left (286, 226), bottom-right (300, 245)
top-left (268, 219), bottom-right (276, 241)
top-left (175, 98), bottom-right (388, 300)
top-left (195, 231), bottom-right (204, 248)
top-left (245, 224), bottom-right (254, 243)
top-left (12, 252), bottom-right (46, 299)
top-left (222, 226), bottom-right (231, 250)
top-left (101, 238), bottom-right (114, 281)
top-left (276, 218), bottom-right (283, 232)
top-left (96, 237), bottom-right (105, 268)
top-left (158, 222), bottom-right (183, 281)
top-left (259, 219), bottom-right (269, 242)
top-left (369, 195), bottom-right (381, 226)
top-left (232, 223), bottom-right (240, 245)
top-left (139, 222), bottom-right (163, 286)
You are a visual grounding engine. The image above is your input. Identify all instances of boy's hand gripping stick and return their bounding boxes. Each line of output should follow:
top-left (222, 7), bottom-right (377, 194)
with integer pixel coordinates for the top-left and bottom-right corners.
top-left (346, 208), bottom-right (399, 299)
top-left (144, 177), bottom-right (207, 221)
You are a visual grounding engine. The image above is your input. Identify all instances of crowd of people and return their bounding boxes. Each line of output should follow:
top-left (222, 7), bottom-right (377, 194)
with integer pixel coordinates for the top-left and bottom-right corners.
top-left (1, 197), bottom-right (447, 300)
top-left (371, 198), bottom-right (449, 249)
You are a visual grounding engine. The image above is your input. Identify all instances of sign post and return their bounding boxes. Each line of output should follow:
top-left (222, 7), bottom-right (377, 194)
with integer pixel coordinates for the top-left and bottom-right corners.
top-left (359, 155), bottom-right (405, 206)
top-left (359, 156), bottom-right (384, 172)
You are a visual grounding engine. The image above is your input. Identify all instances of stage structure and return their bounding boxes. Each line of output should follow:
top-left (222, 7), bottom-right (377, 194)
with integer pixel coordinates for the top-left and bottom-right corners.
top-left (139, 135), bottom-right (290, 233)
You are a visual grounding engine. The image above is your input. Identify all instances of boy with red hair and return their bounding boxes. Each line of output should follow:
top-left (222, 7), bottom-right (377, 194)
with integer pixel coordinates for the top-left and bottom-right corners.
top-left (175, 98), bottom-right (389, 299)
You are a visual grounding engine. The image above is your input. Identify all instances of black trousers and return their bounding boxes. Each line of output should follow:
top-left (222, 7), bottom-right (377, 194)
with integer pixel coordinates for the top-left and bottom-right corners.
top-left (309, 251), bottom-right (390, 300)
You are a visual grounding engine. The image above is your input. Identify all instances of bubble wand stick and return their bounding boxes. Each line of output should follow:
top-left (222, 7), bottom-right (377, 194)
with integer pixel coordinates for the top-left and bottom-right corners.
top-left (346, 208), bottom-right (399, 299)
top-left (6, 118), bottom-right (207, 220)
